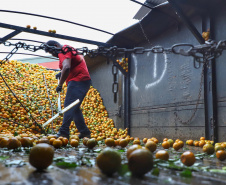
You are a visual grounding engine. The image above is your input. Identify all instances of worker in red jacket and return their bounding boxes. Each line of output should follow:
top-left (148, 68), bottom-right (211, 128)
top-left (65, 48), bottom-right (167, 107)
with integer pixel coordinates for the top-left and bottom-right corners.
top-left (45, 40), bottom-right (91, 139)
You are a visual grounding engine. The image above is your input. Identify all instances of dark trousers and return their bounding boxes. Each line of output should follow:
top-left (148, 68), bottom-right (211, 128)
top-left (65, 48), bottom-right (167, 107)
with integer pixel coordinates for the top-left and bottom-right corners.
top-left (58, 80), bottom-right (91, 137)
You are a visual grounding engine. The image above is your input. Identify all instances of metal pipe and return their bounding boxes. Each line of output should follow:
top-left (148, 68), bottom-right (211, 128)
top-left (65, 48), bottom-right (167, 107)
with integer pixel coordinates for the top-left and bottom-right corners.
top-left (0, 30), bottom-right (21, 42)
top-left (203, 12), bottom-right (218, 142)
top-left (124, 53), bottom-right (131, 135)
top-left (0, 52), bottom-right (58, 60)
top-left (0, 22), bottom-right (112, 47)
top-left (0, 9), bottom-right (114, 35)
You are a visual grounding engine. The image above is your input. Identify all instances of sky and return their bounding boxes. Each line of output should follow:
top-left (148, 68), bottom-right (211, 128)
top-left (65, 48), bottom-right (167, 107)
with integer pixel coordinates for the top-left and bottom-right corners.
top-left (0, 0), bottom-right (145, 60)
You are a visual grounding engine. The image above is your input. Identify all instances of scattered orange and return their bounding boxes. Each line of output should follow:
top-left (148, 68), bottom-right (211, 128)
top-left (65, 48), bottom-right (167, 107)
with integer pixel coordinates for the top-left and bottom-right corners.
top-left (162, 141), bottom-right (170, 149)
top-left (69, 135), bottom-right (79, 142)
top-left (70, 139), bottom-right (79, 147)
top-left (145, 141), bottom-right (157, 152)
top-left (0, 137), bottom-right (9, 148)
top-left (173, 142), bottom-right (181, 151)
top-left (215, 145), bottom-right (224, 152)
top-left (29, 143), bottom-right (54, 170)
top-left (194, 141), bottom-right (199, 147)
top-left (203, 143), bottom-right (214, 155)
top-left (133, 139), bottom-right (141, 145)
top-left (86, 138), bottom-right (97, 149)
top-left (155, 150), bottom-right (169, 161)
top-left (143, 138), bottom-right (147, 144)
top-left (167, 139), bottom-right (174, 147)
top-left (186, 140), bottom-right (194, 146)
top-left (96, 147), bottom-right (121, 176)
top-left (177, 140), bottom-right (184, 148)
top-left (119, 139), bottom-right (128, 148)
top-left (49, 138), bottom-right (56, 145)
top-left (200, 137), bottom-right (205, 140)
top-left (83, 137), bottom-right (89, 146)
top-left (62, 137), bottom-right (68, 147)
top-left (128, 148), bottom-right (153, 177)
top-left (52, 139), bottom-right (62, 149)
top-left (181, 151), bottom-right (196, 166)
top-left (163, 138), bottom-right (168, 142)
top-left (220, 143), bottom-right (226, 149)
top-left (199, 140), bottom-right (205, 147)
top-left (20, 137), bottom-right (32, 148)
top-left (216, 150), bottom-right (226, 161)
top-left (105, 138), bottom-right (115, 147)
top-left (127, 144), bottom-right (142, 158)
top-left (7, 137), bottom-right (21, 149)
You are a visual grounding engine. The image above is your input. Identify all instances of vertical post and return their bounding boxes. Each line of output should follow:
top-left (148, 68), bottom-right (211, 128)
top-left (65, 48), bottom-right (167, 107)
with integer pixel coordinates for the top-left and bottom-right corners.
top-left (124, 53), bottom-right (131, 135)
top-left (167, 0), bottom-right (218, 142)
top-left (203, 13), bottom-right (218, 142)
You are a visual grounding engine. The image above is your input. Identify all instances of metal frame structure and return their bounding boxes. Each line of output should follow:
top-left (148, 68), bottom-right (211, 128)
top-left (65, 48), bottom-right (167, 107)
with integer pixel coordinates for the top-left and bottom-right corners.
top-left (0, 22), bottom-right (112, 47)
top-left (167, 0), bottom-right (217, 142)
top-left (0, 2), bottom-right (222, 141)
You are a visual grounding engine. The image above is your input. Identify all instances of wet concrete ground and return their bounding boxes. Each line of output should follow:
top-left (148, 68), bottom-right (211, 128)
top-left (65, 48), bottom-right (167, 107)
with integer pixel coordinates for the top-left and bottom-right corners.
top-left (0, 144), bottom-right (226, 185)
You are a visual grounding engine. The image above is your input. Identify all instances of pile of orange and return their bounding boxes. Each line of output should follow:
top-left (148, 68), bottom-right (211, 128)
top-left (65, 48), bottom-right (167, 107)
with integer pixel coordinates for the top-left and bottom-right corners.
top-left (116, 58), bottom-right (128, 72)
top-left (0, 60), bottom-right (127, 139)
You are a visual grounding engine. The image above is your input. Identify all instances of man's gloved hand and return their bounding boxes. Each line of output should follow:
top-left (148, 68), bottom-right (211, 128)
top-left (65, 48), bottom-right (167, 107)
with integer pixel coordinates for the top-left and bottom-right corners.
top-left (55, 72), bottom-right (61, 79)
top-left (56, 85), bottom-right (62, 93)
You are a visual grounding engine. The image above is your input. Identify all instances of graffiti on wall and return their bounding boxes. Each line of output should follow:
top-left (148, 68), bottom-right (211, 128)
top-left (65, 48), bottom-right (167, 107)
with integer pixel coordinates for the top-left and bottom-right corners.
top-left (130, 51), bottom-right (168, 91)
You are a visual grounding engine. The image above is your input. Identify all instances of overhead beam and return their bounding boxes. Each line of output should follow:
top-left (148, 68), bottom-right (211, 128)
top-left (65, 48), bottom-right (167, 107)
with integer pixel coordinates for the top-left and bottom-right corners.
top-left (0, 22), bottom-right (112, 47)
top-left (0, 30), bottom-right (22, 42)
top-left (167, 0), bottom-right (205, 44)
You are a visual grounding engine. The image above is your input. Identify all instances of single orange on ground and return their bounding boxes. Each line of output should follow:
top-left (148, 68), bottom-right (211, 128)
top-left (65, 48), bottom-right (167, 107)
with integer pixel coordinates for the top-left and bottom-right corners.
top-left (200, 137), bottom-right (205, 140)
top-left (163, 138), bottom-right (168, 142)
top-left (194, 141), bottom-right (199, 147)
top-left (203, 143), bottom-right (214, 155)
top-left (105, 138), bottom-right (115, 147)
top-left (162, 141), bottom-right (170, 149)
top-left (62, 137), bottom-right (68, 147)
top-left (215, 145), bottom-right (224, 152)
top-left (128, 148), bottom-right (153, 177)
top-left (69, 135), bottom-right (79, 142)
top-left (186, 140), bottom-right (194, 146)
top-left (86, 138), bottom-right (97, 149)
top-left (127, 144), bottom-right (142, 158)
top-left (49, 138), bottom-right (56, 145)
top-left (145, 141), bottom-right (157, 153)
top-left (133, 139), bottom-right (141, 145)
top-left (20, 137), bottom-right (32, 148)
top-left (29, 143), bottom-right (54, 170)
top-left (7, 137), bottom-right (21, 149)
top-left (181, 151), bottom-right (196, 166)
top-left (155, 150), bottom-right (169, 161)
top-left (199, 140), bottom-right (205, 147)
top-left (177, 140), bottom-right (184, 148)
top-left (167, 139), bottom-right (174, 147)
top-left (70, 139), bottom-right (79, 147)
top-left (216, 150), bottom-right (226, 161)
top-left (83, 137), bottom-right (89, 146)
top-left (96, 147), bottom-right (121, 176)
top-left (119, 139), bottom-right (128, 148)
top-left (220, 143), bottom-right (226, 149)
top-left (173, 142), bottom-right (181, 151)
top-left (143, 138), bottom-right (148, 144)
top-left (52, 139), bottom-right (62, 149)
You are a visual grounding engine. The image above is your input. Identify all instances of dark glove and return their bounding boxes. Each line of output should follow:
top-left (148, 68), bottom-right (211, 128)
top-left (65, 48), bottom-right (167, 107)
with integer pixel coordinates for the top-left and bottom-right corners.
top-left (56, 85), bottom-right (62, 93)
top-left (55, 72), bottom-right (61, 79)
